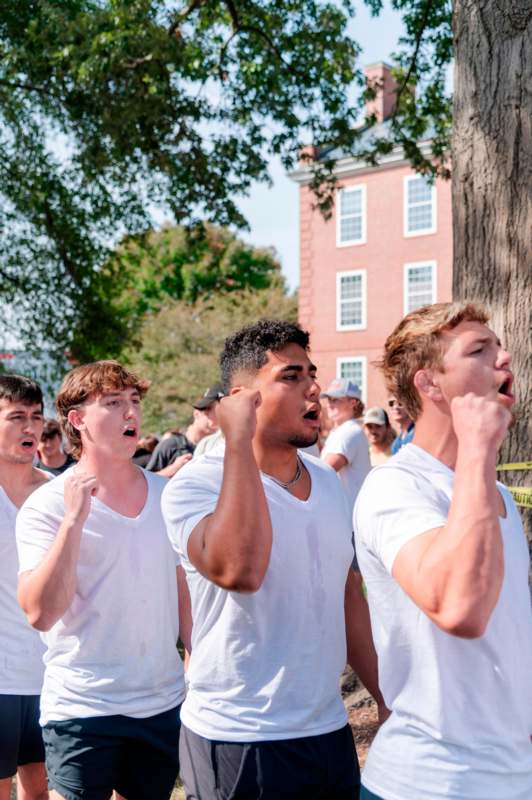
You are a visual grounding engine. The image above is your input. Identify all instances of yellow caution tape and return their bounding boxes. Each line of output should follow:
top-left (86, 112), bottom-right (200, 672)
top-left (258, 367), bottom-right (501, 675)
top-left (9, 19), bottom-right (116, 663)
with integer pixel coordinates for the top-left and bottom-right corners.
top-left (508, 486), bottom-right (532, 509)
top-left (496, 461), bottom-right (532, 471)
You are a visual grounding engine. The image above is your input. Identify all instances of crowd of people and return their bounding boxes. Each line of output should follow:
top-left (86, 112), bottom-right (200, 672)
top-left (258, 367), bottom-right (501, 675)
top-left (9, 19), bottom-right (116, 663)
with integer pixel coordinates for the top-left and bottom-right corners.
top-left (0, 302), bottom-right (530, 800)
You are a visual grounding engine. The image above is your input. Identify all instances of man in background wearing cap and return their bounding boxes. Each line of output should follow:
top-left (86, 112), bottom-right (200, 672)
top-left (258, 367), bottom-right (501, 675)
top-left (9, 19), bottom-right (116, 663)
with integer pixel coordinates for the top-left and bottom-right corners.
top-left (147, 385), bottom-right (224, 477)
top-left (363, 408), bottom-right (396, 466)
top-left (321, 379), bottom-right (371, 512)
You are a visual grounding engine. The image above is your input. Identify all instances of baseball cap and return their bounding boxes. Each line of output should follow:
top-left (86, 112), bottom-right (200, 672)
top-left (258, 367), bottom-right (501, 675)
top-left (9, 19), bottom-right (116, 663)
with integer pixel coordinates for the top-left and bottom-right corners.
top-left (193, 383), bottom-right (225, 410)
top-left (363, 407), bottom-right (387, 426)
top-left (320, 378), bottom-right (361, 400)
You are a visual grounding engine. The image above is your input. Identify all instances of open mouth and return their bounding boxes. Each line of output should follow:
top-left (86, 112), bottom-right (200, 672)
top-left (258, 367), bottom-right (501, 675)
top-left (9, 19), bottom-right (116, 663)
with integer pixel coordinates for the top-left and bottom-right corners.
top-left (303, 408), bottom-right (320, 421)
top-left (123, 428), bottom-right (137, 438)
top-left (498, 377), bottom-right (513, 397)
top-left (20, 439), bottom-right (35, 449)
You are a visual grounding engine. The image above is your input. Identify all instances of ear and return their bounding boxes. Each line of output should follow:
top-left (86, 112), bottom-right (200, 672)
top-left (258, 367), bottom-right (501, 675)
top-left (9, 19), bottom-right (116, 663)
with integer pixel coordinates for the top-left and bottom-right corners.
top-left (229, 386), bottom-right (245, 396)
top-left (67, 407), bottom-right (85, 432)
top-left (413, 369), bottom-right (443, 403)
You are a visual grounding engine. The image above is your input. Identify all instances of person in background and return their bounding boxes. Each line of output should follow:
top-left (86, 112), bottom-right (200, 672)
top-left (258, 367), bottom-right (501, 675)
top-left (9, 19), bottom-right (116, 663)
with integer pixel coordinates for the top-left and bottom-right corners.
top-left (133, 434), bottom-right (159, 468)
top-left (388, 397), bottom-right (414, 454)
top-left (147, 385), bottom-right (224, 477)
top-left (363, 408), bottom-right (396, 466)
top-left (0, 375), bottom-right (48, 800)
top-left (321, 379), bottom-right (371, 512)
top-left (36, 419), bottom-right (75, 476)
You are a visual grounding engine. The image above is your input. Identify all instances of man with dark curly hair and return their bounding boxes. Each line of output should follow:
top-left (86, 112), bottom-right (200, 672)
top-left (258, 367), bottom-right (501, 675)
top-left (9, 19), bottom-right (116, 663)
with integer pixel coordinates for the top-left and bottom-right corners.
top-left (163, 319), bottom-right (387, 800)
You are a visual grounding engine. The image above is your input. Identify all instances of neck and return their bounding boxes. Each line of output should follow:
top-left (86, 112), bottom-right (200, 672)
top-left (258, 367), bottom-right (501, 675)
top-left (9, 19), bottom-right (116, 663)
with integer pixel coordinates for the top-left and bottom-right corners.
top-left (411, 407), bottom-right (458, 470)
top-left (185, 423), bottom-right (205, 445)
top-left (399, 420), bottom-right (411, 434)
top-left (0, 459), bottom-right (35, 493)
top-left (252, 437), bottom-right (299, 483)
top-left (77, 449), bottom-right (138, 487)
top-left (41, 451), bottom-right (66, 468)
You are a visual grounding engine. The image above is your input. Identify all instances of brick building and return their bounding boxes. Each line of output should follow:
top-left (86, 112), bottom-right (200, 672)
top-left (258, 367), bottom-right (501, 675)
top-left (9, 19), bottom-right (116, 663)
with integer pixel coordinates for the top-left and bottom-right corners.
top-left (290, 63), bottom-right (452, 408)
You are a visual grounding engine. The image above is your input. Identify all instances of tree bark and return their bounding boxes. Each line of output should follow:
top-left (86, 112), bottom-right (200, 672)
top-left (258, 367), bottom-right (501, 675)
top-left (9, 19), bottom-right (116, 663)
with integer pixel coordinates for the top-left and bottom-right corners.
top-left (452, 0), bottom-right (532, 547)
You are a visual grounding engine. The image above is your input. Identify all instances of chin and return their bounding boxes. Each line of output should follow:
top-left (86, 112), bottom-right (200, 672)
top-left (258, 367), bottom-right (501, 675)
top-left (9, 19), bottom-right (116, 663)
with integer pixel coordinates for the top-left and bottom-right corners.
top-left (288, 431), bottom-right (319, 449)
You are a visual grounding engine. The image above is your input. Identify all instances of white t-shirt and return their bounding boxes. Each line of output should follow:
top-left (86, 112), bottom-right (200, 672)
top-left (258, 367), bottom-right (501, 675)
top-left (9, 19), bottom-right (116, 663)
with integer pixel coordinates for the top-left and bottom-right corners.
top-left (354, 444), bottom-right (532, 800)
top-left (321, 419), bottom-right (371, 511)
top-left (162, 451), bottom-right (353, 742)
top-left (0, 486), bottom-right (45, 694)
top-left (16, 468), bottom-right (185, 725)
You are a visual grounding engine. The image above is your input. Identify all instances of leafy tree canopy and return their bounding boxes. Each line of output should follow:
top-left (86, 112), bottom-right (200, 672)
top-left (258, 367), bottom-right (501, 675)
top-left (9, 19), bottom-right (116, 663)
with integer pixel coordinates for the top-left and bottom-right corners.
top-left (124, 284), bottom-right (298, 433)
top-left (0, 0), bottom-right (452, 365)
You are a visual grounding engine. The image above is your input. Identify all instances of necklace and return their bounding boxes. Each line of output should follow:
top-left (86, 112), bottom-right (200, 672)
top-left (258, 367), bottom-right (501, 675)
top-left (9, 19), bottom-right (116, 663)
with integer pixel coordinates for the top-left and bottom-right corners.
top-left (264, 456), bottom-right (303, 491)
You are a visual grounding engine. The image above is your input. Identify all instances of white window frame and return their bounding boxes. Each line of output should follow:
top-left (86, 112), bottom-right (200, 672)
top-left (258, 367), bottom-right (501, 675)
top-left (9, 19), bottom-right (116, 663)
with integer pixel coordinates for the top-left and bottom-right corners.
top-left (403, 175), bottom-right (437, 237)
top-left (336, 184), bottom-right (367, 247)
top-left (336, 356), bottom-right (368, 404)
top-left (336, 269), bottom-right (367, 332)
top-left (403, 260), bottom-right (438, 316)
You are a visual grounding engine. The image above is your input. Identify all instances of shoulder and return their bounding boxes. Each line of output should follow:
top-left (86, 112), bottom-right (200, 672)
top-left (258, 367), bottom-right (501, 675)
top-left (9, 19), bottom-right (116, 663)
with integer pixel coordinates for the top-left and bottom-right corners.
top-left (163, 454), bottom-right (223, 499)
top-left (18, 469), bottom-right (69, 517)
top-left (142, 468), bottom-right (168, 496)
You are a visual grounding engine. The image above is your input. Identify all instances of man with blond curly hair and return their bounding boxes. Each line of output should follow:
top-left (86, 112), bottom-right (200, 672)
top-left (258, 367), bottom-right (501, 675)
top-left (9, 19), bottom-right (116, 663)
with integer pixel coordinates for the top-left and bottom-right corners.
top-left (16, 361), bottom-right (190, 800)
top-left (354, 302), bottom-right (532, 800)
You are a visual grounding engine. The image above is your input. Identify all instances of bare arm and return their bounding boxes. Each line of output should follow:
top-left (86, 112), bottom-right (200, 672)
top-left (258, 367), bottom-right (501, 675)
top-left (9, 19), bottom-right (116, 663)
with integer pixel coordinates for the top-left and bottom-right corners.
top-left (177, 565), bottom-right (192, 656)
top-left (187, 390), bottom-right (272, 593)
top-left (157, 453), bottom-right (193, 479)
top-left (323, 452), bottom-right (347, 472)
top-left (18, 473), bottom-right (97, 632)
top-left (393, 393), bottom-right (510, 639)
top-left (345, 569), bottom-right (389, 723)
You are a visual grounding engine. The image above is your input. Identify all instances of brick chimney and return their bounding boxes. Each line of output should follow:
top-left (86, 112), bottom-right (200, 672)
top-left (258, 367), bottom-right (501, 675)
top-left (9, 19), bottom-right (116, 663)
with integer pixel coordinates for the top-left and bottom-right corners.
top-left (364, 62), bottom-right (398, 123)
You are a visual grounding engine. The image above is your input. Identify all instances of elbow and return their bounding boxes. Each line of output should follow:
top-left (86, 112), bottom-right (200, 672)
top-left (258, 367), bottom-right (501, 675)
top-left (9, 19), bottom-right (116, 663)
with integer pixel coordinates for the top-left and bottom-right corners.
top-left (436, 610), bottom-right (489, 640)
top-left (24, 606), bottom-right (55, 632)
top-left (215, 567), bottom-right (265, 593)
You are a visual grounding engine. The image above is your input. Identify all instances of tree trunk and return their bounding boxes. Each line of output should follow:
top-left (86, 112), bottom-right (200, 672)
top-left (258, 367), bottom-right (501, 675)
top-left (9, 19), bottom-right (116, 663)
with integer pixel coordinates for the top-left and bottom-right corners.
top-left (452, 0), bottom-right (532, 549)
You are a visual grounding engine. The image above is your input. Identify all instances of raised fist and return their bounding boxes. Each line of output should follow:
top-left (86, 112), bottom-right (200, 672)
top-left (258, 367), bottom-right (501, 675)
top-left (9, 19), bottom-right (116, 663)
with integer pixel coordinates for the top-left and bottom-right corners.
top-left (64, 472), bottom-right (98, 526)
top-left (217, 389), bottom-right (262, 445)
top-left (451, 392), bottom-right (512, 453)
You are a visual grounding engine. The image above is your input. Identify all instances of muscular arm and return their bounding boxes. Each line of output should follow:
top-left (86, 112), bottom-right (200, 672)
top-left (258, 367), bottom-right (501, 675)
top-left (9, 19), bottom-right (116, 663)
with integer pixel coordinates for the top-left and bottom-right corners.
top-left (345, 569), bottom-right (388, 721)
top-left (18, 473), bottom-right (97, 632)
top-left (187, 391), bottom-right (272, 593)
top-left (392, 395), bottom-right (509, 639)
top-left (177, 565), bottom-right (192, 655)
top-left (323, 452), bottom-right (348, 472)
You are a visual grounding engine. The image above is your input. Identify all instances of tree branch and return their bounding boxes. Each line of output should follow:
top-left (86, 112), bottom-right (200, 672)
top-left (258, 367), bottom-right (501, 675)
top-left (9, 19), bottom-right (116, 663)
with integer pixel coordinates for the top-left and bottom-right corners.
top-left (168, 0), bottom-right (206, 35)
top-left (0, 78), bottom-right (50, 96)
top-left (392, 0), bottom-right (435, 120)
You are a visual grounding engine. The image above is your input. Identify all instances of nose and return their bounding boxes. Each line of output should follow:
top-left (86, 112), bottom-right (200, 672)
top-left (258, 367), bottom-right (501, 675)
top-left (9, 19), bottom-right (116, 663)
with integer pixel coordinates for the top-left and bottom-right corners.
top-left (496, 345), bottom-right (511, 370)
top-left (307, 375), bottom-right (321, 400)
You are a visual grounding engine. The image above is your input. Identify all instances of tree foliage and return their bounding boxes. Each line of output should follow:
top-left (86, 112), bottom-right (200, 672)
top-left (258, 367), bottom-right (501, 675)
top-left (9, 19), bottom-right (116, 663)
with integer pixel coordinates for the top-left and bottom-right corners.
top-left (0, 0), bottom-right (452, 366)
top-left (124, 284), bottom-right (297, 433)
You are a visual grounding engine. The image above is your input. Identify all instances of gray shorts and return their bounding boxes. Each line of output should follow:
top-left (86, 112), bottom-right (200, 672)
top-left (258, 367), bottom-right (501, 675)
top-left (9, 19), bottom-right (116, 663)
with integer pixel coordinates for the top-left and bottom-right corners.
top-left (0, 694), bottom-right (44, 779)
top-left (179, 723), bottom-right (360, 799)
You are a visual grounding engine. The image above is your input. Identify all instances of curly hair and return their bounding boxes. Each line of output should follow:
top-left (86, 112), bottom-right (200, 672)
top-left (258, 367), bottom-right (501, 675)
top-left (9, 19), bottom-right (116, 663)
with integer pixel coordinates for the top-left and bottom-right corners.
top-left (56, 360), bottom-right (150, 459)
top-left (377, 302), bottom-right (489, 421)
top-left (220, 319), bottom-right (310, 391)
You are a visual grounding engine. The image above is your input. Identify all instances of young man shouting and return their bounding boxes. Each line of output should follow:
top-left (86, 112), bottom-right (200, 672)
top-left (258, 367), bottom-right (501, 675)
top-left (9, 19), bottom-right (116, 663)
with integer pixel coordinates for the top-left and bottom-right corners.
top-left (16, 361), bottom-right (189, 800)
top-left (354, 302), bottom-right (532, 800)
top-left (163, 320), bottom-right (386, 800)
top-left (0, 375), bottom-right (48, 800)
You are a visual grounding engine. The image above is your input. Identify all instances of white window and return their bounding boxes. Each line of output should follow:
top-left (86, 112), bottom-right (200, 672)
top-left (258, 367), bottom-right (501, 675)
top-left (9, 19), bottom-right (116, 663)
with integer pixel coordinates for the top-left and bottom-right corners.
top-left (404, 175), bottom-right (437, 236)
top-left (336, 185), bottom-right (367, 246)
top-left (336, 356), bottom-right (367, 403)
top-left (336, 270), bottom-right (367, 331)
top-left (404, 261), bottom-right (437, 314)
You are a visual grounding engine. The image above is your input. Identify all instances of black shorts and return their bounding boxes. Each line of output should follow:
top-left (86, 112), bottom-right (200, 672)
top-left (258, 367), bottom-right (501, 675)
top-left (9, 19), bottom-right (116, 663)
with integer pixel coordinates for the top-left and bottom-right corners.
top-left (42, 705), bottom-right (181, 800)
top-left (180, 723), bottom-right (360, 799)
top-left (0, 694), bottom-right (45, 779)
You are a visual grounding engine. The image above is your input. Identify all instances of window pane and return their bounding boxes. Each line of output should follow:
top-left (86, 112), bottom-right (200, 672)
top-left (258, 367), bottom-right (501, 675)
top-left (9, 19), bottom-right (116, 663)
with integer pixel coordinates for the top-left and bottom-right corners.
top-left (339, 361), bottom-right (363, 387)
top-left (340, 189), bottom-right (362, 215)
top-left (408, 177), bottom-right (432, 204)
top-left (407, 265), bottom-right (434, 312)
top-left (341, 300), bottom-right (362, 326)
top-left (408, 203), bottom-right (433, 232)
top-left (340, 274), bottom-right (362, 300)
top-left (340, 215), bottom-right (362, 243)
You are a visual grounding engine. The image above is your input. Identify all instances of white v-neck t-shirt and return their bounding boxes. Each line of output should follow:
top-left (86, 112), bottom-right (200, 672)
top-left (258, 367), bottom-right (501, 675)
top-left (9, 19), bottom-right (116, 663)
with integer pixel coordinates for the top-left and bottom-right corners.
top-left (16, 467), bottom-right (185, 725)
top-left (0, 485), bottom-right (46, 694)
top-left (354, 444), bottom-right (532, 800)
top-left (162, 451), bottom-right (353, 742)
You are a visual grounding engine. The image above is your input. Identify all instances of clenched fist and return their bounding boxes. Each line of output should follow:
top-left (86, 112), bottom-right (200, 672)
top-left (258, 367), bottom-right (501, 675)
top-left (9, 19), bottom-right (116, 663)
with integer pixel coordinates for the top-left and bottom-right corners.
top-left (218, 389), bottom-right (262, 445)
top-left (451, 392), bottom-right (512, 453)
top-left (64, 472), bottom-right (99, 526)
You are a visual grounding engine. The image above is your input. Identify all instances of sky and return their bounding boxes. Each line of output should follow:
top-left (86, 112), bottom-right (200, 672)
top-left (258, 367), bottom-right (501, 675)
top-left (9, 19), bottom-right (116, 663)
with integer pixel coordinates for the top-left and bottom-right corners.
top-left (238, 2), bottom-right (404, 290)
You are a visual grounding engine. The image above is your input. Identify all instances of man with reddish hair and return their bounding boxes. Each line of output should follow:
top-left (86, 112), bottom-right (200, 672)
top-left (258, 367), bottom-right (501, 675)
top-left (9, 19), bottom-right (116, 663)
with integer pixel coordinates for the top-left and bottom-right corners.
top-left (354, 303), bottom-right (532, 800)
top-left (16, 361), bottom-right (189, 800)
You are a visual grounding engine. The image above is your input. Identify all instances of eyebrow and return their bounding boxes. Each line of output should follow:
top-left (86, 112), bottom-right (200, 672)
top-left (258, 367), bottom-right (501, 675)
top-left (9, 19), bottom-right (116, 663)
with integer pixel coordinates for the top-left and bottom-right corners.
top-left (279, 364), bottom-right (317, 373)
top-left (469, 335), bottom-right (498, 347)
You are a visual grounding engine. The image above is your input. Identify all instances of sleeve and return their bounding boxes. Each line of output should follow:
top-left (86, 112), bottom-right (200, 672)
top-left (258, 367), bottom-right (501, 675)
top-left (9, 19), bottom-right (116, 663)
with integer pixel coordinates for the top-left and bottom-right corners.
top-left (354, 467), bottom-right (448, 575)
top-left (16, 502), bottom-right (62, 573)
top-left (161, 462), bottom-right (220, 561)
top-left (147, 439), bottom-right (178, 472)
top-left (324, 425), bottom-right (365, 466)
